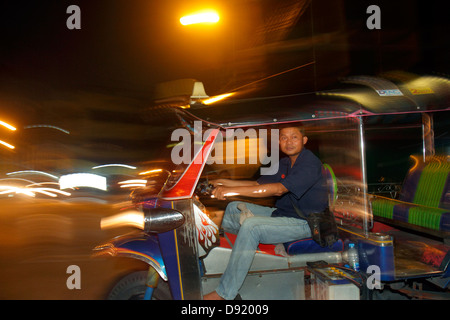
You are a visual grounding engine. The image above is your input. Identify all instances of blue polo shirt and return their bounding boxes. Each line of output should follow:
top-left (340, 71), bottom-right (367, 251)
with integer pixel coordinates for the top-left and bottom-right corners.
top-left (257, 149), bottom-right (328, 219)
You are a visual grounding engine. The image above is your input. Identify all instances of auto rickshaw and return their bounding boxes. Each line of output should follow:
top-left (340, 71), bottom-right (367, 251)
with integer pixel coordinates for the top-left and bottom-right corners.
top-left (94, 73), bottom-right (450, 300)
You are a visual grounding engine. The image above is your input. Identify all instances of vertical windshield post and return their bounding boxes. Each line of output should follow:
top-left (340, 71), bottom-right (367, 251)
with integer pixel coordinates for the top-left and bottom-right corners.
top-left (358, 116), bottom-right (371, 237)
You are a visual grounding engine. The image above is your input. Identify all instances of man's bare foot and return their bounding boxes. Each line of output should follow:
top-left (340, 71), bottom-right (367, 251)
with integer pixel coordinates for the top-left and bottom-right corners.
top-left (203, 291), bottom-right (225, 300)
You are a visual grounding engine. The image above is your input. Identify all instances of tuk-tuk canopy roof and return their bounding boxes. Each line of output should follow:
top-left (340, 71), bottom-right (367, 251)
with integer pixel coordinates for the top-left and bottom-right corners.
top-left (186, 75), bottom-right (450, 128)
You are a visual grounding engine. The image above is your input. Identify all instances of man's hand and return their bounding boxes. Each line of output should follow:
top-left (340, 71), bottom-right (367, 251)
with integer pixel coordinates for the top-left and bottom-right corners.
top-left (211, 185), bottom-right (229, 200)
top-left (210, 179), bottom-right (226, 187)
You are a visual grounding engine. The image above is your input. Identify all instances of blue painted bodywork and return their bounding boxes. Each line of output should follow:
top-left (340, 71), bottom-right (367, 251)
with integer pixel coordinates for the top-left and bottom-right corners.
top-left (358, 240), bottom-right (396, 281)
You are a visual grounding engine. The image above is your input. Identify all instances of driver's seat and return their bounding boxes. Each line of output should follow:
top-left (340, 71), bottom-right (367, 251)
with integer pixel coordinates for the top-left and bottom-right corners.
top-left (282, 164), bottom-right (343, 255)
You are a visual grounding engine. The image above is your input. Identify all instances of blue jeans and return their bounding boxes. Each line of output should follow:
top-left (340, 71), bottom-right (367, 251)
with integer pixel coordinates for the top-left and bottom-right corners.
top-left (215, 201), bottom-right (311, 300)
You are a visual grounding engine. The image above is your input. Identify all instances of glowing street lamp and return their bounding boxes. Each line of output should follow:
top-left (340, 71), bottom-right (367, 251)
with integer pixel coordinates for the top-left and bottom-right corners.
top-left (180, 10), bottom-right (220, 26)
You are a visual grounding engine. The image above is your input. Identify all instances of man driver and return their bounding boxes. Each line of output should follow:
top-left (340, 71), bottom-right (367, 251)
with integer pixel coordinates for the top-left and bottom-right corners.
top-left (203, 124), bottom-right (328, 300)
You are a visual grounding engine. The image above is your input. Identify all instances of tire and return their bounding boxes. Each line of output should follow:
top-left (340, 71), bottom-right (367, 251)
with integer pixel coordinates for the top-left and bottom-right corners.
top-left (107, 270), bottom-right (172, 300)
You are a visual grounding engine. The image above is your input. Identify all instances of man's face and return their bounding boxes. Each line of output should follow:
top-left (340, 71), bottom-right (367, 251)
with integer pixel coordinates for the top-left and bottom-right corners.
top-left (279, 127), bottom-right (308, 157)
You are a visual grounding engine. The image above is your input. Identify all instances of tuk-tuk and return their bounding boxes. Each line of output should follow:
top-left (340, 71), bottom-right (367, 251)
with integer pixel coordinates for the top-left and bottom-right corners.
top-left (94, 74), bottom-right (450, 300)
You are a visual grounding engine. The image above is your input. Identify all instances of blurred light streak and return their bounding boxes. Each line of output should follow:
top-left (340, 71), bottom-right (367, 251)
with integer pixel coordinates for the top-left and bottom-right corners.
top-left (0, 120), bottom-right (16, 131)
top-left (118, 179), bottom-right (147, 188)
top-left (24, 124), bottom-right (69, 134)
top-left (92, 164), bottom-right (137, 170)
top-left (26, 182), bottom-right (61, 188)
top-left (231, 61), bottom-right (316, 92)
top-left (0, 186), bottom-right (35, 197)
top-left (118, 179), bottom-right (147, 184)
top-left (59, 173), bottom-right (107, 191)
top-left (27, 189), bottom-right (57, 197)
top-left (100, 210), bottom-right (144, 230)
top-left (120, 184), bottom-right (145, 188)
top-left (202, 92), bottom-right (235, 105)
top-left (0, 186), bottom-right (71, 197)
top-left (0, 139), bottom-right (15, 149)
top-left (0, 178), bottom-right (36, 184)
top-left (6, 170), bottom-right (59, 180)
top-left (180, 10), bottom-right (220, 25)
top-left (409, 155), bottom-right (420, 172)
top-left (32, 188), bottom-right (71, 196)
top-left (139, 169), bottom-right (163, 175)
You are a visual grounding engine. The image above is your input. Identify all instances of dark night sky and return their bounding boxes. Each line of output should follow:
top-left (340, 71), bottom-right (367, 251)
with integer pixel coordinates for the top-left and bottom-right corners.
top-left (0, 0), bottom-right (447, 93)
top-left (0, 0), bottom-right (448, 166)
top-left (0, 0), bottom-right (241, 165)
top-left (0, 0), bottom-right (448, 96)
top-left (0, 1), bottom-right (234, 94)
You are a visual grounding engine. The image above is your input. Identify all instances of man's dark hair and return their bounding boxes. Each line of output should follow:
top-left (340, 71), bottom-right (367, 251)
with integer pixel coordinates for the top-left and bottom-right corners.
top-left (277, 123), bottom-right (306, 136)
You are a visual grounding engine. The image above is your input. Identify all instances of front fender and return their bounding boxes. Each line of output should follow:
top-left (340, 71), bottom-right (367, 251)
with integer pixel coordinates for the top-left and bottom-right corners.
top-left (93, 232), bottom-right (167, 281)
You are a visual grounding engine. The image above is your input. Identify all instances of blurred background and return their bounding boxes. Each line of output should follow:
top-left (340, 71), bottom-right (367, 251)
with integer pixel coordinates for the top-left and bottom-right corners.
top-left (0, 0), bottom-right (448, 299)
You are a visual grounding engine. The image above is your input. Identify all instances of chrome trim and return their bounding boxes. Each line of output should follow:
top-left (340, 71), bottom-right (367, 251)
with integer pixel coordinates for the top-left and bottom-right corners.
top-left (143, 207), bottom-right (185, 233)
top-left (92, 242), bottom-right (168, 281)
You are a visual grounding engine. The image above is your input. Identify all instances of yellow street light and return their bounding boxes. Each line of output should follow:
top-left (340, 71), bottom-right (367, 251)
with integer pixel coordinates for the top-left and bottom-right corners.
top-left (180, 10), bottom-right (220, 26)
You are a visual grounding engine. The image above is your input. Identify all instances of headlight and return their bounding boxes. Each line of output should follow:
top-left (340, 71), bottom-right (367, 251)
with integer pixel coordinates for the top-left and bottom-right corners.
top-left (143, 207), bottom-right (185, 233)
top-left (101, 210), bottom-right (145, 230)
top-left (100, 207), bottom-right (185, 233)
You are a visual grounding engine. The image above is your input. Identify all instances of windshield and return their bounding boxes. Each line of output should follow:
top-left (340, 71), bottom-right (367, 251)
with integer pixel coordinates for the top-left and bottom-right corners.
top-left (159, 111), bottom-right (221, 200)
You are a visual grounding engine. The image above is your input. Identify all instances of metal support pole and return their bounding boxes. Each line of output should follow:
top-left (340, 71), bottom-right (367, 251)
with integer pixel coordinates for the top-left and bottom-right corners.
top-left (358, 116), bottom-right (370, 237)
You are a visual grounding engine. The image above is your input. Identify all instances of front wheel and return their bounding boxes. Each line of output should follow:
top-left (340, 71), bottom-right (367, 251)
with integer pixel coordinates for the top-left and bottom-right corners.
top-left (107, 270), bottom-right (172, 300)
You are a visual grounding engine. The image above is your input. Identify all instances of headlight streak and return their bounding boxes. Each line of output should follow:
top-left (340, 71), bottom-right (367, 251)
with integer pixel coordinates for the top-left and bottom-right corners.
top-left (118, 179), bottom-right (147, 189)
top-left (100, 207), bottom-right (185, 233)
top-left (0, 120), bottom-right (16, 131)
top-left (0, 185), bottom-right (71, 197)
top-left (139, 169), bottom-right (163, 175)
top-left (59, 173), bottom-right (107, 191)
top-left (100, 210), bottom-right (145, 230)
top-left (0, 140), bottom-right (15, 149)
top-left (6, 170), bottom-right (59, 180)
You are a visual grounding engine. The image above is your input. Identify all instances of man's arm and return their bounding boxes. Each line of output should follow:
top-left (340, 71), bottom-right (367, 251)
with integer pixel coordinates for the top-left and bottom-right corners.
top-left (212, 182), bottom-right (288, 200)
top-left (210, 179), bottom-right (259, 188)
